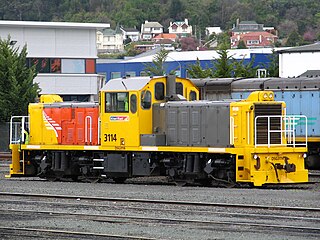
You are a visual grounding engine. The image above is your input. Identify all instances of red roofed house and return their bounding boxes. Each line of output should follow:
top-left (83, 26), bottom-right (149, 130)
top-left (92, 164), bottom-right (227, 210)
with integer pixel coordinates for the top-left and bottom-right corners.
top-left (231, 31), bottom-right (278, 49)
top-left (230, 20), bottom-right (278, 49)
top-left (153, 33), bottom-right (177, 51)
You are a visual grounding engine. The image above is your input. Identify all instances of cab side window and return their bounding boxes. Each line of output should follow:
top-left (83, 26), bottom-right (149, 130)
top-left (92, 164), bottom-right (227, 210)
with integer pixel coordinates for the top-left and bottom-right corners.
top-left (130, 94), bottom-right (137, 113)
top-left (155, 82), bottom-right (165, 100)
top-left (176, 82), bottom-right (183, 95)
top-left (141, 90), bottom-right (151, 109)
top-left (189, 91), bottom-right (197, 101)
top-left (105, 92), bottom-right (129, 113)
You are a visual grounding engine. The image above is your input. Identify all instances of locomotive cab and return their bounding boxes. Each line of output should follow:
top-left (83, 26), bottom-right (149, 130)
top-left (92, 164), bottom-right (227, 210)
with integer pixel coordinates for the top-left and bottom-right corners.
top-left (99, 76), bottom-right (199, 148)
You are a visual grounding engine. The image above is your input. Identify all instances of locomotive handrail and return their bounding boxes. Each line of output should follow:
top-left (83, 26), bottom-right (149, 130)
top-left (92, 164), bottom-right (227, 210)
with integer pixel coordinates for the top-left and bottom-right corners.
top-left (254, 115), bottom-right (307, 148)
top-left (10, 116), bottom-right (29, 144)
top-left (85, 116), bottom-right (92, 143)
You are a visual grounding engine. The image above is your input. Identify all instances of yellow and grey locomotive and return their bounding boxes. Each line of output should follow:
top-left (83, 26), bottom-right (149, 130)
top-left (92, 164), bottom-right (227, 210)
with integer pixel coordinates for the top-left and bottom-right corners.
top-left (7, 75), bottom-right (308, 186)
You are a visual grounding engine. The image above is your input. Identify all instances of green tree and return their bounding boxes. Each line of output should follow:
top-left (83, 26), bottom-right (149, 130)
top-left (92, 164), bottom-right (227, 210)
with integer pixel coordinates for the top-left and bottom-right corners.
top-left (211, 49), bottom-right (234, 78)
top-left (143, 48), bottom-right (169, 76)
top-left (186, 58), bottom-right (211, 78)
top-left (264, 50), bottom-right (279, 77)
top-left (286, 30), bottom-right (303, 47)
top-left (233, 56), bottom-right (258, 78)
top-left (0, 37), bottom-right (40, 123)
top-left (237, 40), bottom-right (247, 49)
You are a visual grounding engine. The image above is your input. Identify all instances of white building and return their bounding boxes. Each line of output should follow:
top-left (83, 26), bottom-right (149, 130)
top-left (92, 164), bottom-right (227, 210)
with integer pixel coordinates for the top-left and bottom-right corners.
top-left (120, 27), bottom-right (140, 42)
top-left (97, 25), bottom-right (124, 53)
top-left (140, 21), bottom-right (163, 40)
top-left (168, 19), bottom-right (192, 37)
top-left (278, 43), bottom-right (320, 77)
top-left (205, 27), bottom-right (222, 36)
top-left (0, 20), bottom-right (110, 101)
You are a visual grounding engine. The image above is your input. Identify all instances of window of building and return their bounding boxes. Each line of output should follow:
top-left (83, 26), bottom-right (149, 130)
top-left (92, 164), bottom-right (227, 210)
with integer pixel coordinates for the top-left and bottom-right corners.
top-left (50, 59), bottom-right (61, 73)
top-left (86, 59), bottom-right (95, 73)
top-left (141, 90), bottom-right (151, 109)
top-left (176, 82), bottom-right (183, 95)
top-left (140, 71), bottom-right (148, 76)
top-left (130, 94), bottom-right (137, 113)
top-left (105, 92), bottom-right (129, 113)
top-left (155, 82), bottom-right (165, 100)
top-left (61, 59), bottom-right (85, 73)
top-left (31, 58), bottom-right (50, 73)
top-left (247, 40), bottom-right (259, 45)
top-left (125, 71), bottom-right (136, 77)
top-left (111, 72), bottom-right (121, 79)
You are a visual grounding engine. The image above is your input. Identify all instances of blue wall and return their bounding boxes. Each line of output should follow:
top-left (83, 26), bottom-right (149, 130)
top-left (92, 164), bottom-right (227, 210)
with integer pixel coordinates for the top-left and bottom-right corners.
top-left (96, 52), bottom-right (272, 82)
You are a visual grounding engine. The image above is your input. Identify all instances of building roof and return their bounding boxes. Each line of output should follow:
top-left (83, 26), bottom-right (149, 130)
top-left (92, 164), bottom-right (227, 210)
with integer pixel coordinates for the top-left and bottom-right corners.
top-left (0, 20), bottom-right (110, 29)
top-left (121, 27), bottom-right (139, 33)
top-left (143, 21), bottom-right (163, 28)
top-left (299, 70), bottom-right (320, 77)
top-left (122, 48), bottom-right (277, 63)
top-left (277, 42), bottom-right (320, 53)
top-left (232, 20), bottom-right (264, 32)
top-left (153, 33), bottom-right (177, 40)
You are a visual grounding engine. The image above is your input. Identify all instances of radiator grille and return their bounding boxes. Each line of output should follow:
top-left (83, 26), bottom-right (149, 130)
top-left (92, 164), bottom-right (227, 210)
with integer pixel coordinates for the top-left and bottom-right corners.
top-left (254, 104), bottom-right (282, 145)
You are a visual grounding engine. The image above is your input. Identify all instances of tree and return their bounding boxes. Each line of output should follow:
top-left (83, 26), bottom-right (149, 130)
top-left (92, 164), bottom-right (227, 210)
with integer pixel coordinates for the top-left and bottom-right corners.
top-left (286, 30), bottom-right (303, 46)
top-left (237, 40), bottom-right (247, 49)
top-left (143, 48), bottom-right (169, 76)
top-left (233, 56), bottom-right (258, 78)
top-left (186, 58), bottom-right (211, 78)
top-left (264, 50), bottom-right (279, 77)
top-left (0, 37), bottom-right (40, 123)
top-left (211, 49), bottom-right (234, 78)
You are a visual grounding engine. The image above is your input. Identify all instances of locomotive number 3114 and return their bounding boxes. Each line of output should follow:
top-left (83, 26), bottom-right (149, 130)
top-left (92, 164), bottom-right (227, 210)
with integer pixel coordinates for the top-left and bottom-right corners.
top-left (104, 134), bottom-right (117, 142)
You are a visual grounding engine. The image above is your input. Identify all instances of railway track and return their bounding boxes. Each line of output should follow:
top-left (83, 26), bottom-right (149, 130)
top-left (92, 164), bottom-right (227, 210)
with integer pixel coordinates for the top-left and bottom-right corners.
top-left (1, 191), bottom-right (319, 212)
top-left (0, 226), bottom-right (156, 240)
top-left (1, 192), bottom-right (319, 239)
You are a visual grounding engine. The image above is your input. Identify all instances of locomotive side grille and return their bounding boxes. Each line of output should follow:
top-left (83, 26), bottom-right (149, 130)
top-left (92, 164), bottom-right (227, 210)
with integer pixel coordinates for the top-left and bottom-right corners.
top-left (254, 104), bottom-right (282, 145)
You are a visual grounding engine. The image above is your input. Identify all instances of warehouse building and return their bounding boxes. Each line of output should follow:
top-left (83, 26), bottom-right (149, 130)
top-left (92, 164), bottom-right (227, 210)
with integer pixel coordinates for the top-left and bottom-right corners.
top-left (0, 20), bottom-right (110, 101)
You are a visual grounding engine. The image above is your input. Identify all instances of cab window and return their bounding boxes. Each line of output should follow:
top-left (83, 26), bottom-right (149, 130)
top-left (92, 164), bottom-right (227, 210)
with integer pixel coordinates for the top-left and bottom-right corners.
top-left (155, 82), bottom-right (165, 100)
top-left (130, 94), bottom-right (137, 113)
top-left (176, 82), bottom-right (183, 95)
top-left (105, 92), bottom-right (129, 113)
top-left (189, 91), bottom-right (197, 101)
top-left (141, 90), bottom-right (151, 109)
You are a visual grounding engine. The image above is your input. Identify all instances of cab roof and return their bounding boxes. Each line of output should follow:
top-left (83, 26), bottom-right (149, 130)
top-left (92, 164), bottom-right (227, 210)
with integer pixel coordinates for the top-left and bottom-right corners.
top-left (101, 76), bottom-right (155, 91)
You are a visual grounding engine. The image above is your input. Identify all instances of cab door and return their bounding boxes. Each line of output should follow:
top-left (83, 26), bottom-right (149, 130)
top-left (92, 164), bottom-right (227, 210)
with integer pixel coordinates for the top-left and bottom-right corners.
top-left (100, 91), bottom-right (140, 148)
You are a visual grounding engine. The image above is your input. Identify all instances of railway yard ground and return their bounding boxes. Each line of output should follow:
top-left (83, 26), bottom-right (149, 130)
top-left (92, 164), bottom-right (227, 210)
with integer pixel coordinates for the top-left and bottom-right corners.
top-left (0, 159), bottom-right (320, 240)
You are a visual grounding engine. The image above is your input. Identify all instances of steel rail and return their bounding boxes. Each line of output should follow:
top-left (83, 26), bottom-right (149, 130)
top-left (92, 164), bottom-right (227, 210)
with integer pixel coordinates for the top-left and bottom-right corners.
top-left (2, 209), bottom-right (320, 234)
top-left (1, 191), bottom-right (320, 212)
top-left (0, 226), bottom-right (157, 240)
top-left (1, 199), bottom-right (319, 222)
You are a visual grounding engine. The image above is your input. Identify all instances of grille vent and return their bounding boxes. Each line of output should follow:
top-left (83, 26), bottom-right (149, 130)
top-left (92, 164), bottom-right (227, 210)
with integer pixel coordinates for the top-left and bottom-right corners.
top-left (254, 104), bottom-right (282, 145)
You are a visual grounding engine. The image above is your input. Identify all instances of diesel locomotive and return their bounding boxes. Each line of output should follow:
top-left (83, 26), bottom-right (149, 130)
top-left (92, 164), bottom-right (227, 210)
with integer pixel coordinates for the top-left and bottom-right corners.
top-left (7, 75), bottom-right (308, 186)
top-left (192, 77), bottom-right (320, 169)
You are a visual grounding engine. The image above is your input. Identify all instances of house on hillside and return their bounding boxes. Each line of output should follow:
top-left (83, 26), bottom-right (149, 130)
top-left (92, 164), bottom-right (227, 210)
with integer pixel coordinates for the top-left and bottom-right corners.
top-left (231, 31), bottom-right (278, 49)
top-left (120, 27), bottom-right (140, 42)
top-left (230, 20), bottom-right (277, 49)
top-left (168, 19), bottom-right (192, 37)
top-left (205, 27), bottom-right (222, 36)
top-left (231, 20), bottom-right (264, 35)
top-left (152, 33), bottom-right (177, 50)
top-left (140, 20), bottom-right (163, 40)
top-left (97, 25), bottom-right (124, 53)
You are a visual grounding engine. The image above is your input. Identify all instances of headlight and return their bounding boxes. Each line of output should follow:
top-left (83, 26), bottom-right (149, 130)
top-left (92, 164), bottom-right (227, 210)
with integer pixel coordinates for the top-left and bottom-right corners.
top-left (269, 93), bottom-right (273, 99)
top-left (263, 93), bottom-right (268, 99)
top-left (303, 153), bottom-right (307, 158)
top-left (253, 154), bottom-right (259, 160)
